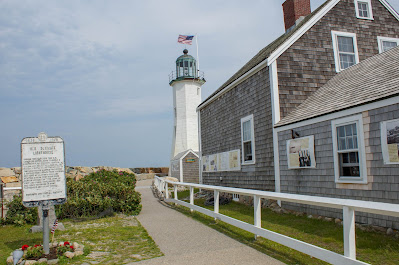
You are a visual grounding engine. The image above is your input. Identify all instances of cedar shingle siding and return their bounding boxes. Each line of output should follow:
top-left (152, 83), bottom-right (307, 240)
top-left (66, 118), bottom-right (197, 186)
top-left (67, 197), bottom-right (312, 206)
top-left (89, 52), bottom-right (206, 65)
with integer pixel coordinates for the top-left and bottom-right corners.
top-left (182, 153), bottom-right (200, 183)
top-left (277, 0), bottom-right (399, 119)
top-left (199, 0), bottom-right (399, 217)
top-left (200, 68), bottom-right (275, 190)
top-left (278, 104), bottom-right (399, 229)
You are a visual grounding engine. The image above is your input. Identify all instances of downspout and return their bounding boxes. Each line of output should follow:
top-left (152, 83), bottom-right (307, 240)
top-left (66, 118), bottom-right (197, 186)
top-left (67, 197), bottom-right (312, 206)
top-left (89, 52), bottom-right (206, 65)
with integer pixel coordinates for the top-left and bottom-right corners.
top-left (197, 110), bottom-right (203, 184)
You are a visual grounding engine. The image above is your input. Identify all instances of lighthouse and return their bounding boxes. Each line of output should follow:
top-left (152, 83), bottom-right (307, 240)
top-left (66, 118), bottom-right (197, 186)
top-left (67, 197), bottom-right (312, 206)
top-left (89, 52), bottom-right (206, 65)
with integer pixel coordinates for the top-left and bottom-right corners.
top-left (169, 49), bottom-right (205, 182)
top-left (169, 49), bottom-right (205, 158)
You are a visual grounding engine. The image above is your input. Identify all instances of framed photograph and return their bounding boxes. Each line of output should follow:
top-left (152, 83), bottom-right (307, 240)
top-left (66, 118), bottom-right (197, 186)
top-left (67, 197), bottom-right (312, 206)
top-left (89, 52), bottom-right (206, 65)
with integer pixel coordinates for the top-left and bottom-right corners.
top-left (381, 119), bottom-right (399, 164)
top-left (287, 135), bottom-right (316, 169)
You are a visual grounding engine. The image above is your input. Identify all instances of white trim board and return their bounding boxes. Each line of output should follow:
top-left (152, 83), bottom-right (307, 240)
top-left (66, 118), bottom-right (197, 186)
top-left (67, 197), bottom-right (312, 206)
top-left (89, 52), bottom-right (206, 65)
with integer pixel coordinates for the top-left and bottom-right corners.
top-left (275, 95), bottom-right (399, 132)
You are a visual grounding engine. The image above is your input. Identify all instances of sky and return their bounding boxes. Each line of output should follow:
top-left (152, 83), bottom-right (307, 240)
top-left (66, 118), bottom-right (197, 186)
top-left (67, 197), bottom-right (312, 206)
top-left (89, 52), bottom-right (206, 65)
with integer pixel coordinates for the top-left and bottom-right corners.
top-left (1, 0), bottom-right (398, 168)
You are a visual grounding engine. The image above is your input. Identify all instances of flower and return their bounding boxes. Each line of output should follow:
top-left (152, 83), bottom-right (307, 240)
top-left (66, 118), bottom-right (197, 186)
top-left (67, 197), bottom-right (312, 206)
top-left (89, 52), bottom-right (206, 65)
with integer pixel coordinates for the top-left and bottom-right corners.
top-left (34, 244), bottom-right (41, 247)
top-left (70, 246), bottom-right (74, 250)
top-left (64, 241), bottom-right (70, 246)
top-left (22, 244), bottom-right (29, 250)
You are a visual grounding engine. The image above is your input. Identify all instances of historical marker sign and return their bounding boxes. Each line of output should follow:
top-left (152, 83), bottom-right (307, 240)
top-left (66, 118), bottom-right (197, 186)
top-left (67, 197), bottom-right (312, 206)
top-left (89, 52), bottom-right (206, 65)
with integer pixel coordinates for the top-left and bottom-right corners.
top-left (21, 132), bottom-right (67, 207)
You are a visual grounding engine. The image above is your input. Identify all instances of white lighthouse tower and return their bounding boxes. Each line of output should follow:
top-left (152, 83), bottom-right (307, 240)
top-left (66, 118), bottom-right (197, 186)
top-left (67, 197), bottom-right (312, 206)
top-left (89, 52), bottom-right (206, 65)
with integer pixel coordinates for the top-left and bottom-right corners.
top-left (170, 49), bottom-right (205, 158)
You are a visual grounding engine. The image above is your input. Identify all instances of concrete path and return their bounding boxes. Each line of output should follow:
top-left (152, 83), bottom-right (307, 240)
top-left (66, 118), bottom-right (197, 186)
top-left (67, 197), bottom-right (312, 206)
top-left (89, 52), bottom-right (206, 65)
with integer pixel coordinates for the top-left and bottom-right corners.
top-left (133, 179), bottom-right (284, 265)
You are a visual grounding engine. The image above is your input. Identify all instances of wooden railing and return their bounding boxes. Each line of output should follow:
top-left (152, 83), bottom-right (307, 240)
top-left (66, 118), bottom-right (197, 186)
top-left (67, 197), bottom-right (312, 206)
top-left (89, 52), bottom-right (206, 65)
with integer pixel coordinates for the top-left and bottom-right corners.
top-left (153, 176), bottom-right (399, 265)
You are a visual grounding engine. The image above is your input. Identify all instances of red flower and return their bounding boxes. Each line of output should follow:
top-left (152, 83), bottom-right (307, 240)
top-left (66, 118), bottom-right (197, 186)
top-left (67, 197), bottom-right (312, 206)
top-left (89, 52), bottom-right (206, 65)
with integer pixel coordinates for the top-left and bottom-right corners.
top-left (64, 241), bottom-right (70, 246)
top-left (70, 246), bottom-right (74, 249)
top-left (22, 245), bottom-right (29, 250)
top-left (34, 244), bottom-right (41, 247)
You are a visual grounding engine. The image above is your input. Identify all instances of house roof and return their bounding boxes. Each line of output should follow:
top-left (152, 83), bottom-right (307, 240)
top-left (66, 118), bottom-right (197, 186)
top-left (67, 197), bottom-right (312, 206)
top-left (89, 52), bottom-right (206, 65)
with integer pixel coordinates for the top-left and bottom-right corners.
top-left (275, 46), bottom-right (399, 128)
top-left (198, 0), bottom-right (399, 110)
top-left (198, 0), bottom-right (333, 109)
top-left (171, 149), bottom-right (199, 161)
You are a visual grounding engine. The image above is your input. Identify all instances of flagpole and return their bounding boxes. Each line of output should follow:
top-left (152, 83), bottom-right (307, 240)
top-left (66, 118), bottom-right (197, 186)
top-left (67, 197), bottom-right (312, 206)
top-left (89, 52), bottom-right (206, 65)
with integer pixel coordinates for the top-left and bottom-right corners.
top-left (196, 34), bottom-right (200, 74)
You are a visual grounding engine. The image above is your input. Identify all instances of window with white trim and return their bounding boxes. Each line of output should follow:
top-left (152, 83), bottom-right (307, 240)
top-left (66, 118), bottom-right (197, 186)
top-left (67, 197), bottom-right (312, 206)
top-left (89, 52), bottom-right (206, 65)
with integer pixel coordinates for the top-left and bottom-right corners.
top-left (331, 115), bottom-right (367, 183)
top-left (354, 0), bottom-right (373, 20)
top-left (377, 36), bottom-right (399, 53)
top-left (331, 31), bottom-right (359, 72)
top-left (241, 114), bottom-right (255, 164)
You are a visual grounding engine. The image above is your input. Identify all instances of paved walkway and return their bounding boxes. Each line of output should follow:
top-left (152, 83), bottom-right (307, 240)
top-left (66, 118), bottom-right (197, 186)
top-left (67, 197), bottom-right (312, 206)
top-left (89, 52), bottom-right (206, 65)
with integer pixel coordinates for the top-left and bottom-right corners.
top-left (133, 179), bottom-right (284, 265)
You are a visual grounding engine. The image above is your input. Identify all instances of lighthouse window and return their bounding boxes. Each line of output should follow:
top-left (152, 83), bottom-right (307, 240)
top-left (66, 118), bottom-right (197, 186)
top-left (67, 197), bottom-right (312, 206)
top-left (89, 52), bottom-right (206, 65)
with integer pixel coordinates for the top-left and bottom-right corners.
top-left (184, 61), bottom-right (188, 67)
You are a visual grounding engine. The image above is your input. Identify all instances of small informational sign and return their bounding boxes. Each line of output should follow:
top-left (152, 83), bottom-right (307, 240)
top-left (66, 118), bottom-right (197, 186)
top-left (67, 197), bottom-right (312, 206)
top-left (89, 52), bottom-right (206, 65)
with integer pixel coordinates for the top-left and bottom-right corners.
top-left (21, 132), bottom-right (67, 207)
top-left (287, 135), bottom-right (316, 169)
top-left (202, 149), bottom-right (241, 172)
top-left (186, 159), bottom-right (196, 163)
top-left (381, 119), bottom-right (399, 164)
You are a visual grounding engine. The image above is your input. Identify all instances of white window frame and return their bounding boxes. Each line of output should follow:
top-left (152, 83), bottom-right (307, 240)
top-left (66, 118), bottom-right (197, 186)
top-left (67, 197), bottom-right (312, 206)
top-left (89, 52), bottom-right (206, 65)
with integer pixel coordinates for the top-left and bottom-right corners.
top-left (241, 114), bottom-right (256, 165)
top-left (377, 36), bottom-right (399, 53)
top-left (331, 31), bottom-right (360, 73)
top-left (331, 114), bottom-right (367, 184)
top-left (354, 0), bottom-right (374, 20)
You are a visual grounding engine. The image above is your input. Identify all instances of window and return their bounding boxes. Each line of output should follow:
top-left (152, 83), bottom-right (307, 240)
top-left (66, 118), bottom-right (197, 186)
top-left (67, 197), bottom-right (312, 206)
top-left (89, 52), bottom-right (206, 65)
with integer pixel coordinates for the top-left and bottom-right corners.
top-left (241, 114), bottom-right (255, 164)
top-left (331, 31), bottom-right (359, 72)
top-left (331, 115), bottom-right (367, 183)
top-left (377, 36), bottom-right (399, 53)
top-left (354, 0), bottom-right (373, 20)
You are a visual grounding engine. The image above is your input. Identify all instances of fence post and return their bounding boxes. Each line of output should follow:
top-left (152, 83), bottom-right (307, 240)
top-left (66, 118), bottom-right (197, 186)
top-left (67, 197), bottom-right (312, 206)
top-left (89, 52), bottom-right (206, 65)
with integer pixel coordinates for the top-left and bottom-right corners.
top-left (254, 195), bottom-right (261, 240)
top-left (190, 186), bottom-right (194, 212)
top-left (174, 185), bottom-right (178, 200)
top-left (343, 206), bottom-right (356, 259)
top-left (214, 190), bottom-right (219, 220)
top-left (165, 182), bottom-right (169, 199)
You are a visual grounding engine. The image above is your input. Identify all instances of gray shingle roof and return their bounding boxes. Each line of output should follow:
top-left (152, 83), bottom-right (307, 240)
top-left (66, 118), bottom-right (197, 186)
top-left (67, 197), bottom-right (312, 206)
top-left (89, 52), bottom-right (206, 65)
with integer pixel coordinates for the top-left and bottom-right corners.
top-left (171, 149), bottom-right (199, 161)
top-left (275, 46), bottom-right (399, 127)
top-left (199, 0), bottom-right (332, 108)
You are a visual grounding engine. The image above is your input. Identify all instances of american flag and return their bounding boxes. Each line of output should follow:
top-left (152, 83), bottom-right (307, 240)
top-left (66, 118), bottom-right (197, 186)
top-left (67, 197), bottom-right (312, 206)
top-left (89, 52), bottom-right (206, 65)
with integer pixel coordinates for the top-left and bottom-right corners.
top-left (51, 219), bottom-right (58, 234)
top-left (178, 35), bottom-right (194, 45)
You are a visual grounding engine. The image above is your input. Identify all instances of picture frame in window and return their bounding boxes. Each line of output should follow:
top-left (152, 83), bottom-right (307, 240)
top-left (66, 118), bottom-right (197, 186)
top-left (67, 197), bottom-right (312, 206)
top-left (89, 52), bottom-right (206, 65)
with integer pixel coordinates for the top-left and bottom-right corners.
top-left (381, 118), bottom-right (399, 164)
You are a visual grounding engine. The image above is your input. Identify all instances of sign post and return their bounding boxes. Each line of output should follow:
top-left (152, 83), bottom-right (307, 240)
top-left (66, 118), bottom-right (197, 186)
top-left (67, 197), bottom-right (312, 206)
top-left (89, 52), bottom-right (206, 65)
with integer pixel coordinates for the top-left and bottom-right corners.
top-left (21, 132), bottom-right (67, 255)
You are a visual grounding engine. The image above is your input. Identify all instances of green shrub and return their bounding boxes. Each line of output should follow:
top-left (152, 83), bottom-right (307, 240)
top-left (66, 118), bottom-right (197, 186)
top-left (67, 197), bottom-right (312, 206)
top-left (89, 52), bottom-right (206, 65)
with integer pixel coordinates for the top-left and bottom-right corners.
top-left (5, 195), bottom-right (37, 226)
top-left (56, 169), bottom-right (141, 218)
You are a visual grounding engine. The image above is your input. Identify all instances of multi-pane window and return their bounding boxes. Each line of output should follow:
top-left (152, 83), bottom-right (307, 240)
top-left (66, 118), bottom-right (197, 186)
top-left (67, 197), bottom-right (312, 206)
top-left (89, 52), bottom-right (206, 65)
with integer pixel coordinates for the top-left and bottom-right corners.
top-left (355, 0), bottom-right (373, 19)
top-left (332, 115), bottom-right (367, 183)
top-left (377, 37), bottom-right (399, 53)
top-left (336, 123), bottom-right (360, 177)
top-left (337, 36), bottom-right (356, 70)
top-left (241, 115), bottom-right (255, 164)
top-left (331, 31), bottom-right (359, 72)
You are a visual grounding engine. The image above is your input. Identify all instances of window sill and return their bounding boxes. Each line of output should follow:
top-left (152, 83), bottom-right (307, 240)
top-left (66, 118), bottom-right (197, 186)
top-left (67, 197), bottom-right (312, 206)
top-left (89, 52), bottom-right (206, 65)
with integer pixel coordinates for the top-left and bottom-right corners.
top-left (335, 177), bottom-right (368, 184)
top-left (242, 161), bottom-right (255, 166)
top-left (356, 16), bottom-right (374, 20)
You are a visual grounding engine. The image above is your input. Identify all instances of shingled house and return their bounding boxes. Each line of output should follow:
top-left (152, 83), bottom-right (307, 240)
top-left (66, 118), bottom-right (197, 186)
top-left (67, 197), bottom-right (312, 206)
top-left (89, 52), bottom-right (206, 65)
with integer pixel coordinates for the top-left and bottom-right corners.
top-left (275, 46), bottom-right (399, 228)
top-left (198, 0), bottom-right (399, 207)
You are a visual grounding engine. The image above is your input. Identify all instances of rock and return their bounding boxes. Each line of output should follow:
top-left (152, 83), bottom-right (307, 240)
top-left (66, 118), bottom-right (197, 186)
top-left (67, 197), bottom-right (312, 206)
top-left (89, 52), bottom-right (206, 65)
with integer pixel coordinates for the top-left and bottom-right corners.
top-left (371, 225), bottom-right (386, 233)
top-left (25, 260), bottom-right (37, 265)
top-left (75, 174), bottom-right (84, 181)
top-left (80, 167), bottom-right (93, 174)
top-left (131, 254), bottom-right (142, 259)
top-left (387, 228), bottom-right (394, 235)
top-left (64, 251), bottom-right (75, 259)
top-left (324, 217), bottom-right (333, 222)
top-left (12, 167), bottom-right (22, 174)
top-left (307, 215), bottom-right (313, 219)
top-left (334, 218), bottom-right (341, 224)
top-left (37, 258), bottom-right (47, 263)
top-left (47, 259), bottom-right (59, 265)
top-left (272, 208), bottom-right (283, 214)
top-left (17, 260), bottom-right (25, 265)
top-left (6, 256), bottom-right (13, 265)
top-left (317, 216), bottom-right (323, 220)
top-left (74, 250), bottom-right (84, 256)
top-left (72, 242), bottom-right (80, 249)
top-left (0, 168), bottom-right (15, 177)
top-left (51, 242), bottom-right (58, 248)
top-left (164, 177), bottom-right (179, 182)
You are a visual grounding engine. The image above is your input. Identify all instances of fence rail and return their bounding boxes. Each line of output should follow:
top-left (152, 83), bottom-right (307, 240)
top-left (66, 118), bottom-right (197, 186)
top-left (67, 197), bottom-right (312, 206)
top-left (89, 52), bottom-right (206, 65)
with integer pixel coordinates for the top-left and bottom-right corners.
top-left (153, 176), bottom-right (399, 265)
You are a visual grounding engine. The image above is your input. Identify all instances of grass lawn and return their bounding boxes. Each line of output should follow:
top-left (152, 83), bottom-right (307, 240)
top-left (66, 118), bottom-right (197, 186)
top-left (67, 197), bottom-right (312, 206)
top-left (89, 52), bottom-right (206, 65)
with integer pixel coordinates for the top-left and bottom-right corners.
top-left (175, 192), bottom-right (399, 265)
top-left (0, 214), bottom-right (162, 265)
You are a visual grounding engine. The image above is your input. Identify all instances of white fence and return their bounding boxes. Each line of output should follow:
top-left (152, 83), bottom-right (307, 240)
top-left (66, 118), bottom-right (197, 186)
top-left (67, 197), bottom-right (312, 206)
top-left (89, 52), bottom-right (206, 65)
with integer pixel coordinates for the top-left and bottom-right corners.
top-left (153, 176), bottom-right (399, 265)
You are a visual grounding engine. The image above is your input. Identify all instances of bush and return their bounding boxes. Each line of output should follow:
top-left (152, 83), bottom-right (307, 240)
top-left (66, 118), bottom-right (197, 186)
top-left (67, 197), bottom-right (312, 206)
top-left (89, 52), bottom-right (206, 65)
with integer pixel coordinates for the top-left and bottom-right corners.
top-left (5, 195), bottom-right (37, 225)
top-left (56, 169), bottom-right (142, 218)
top-left (24, 245), bottom-right (44, 260)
